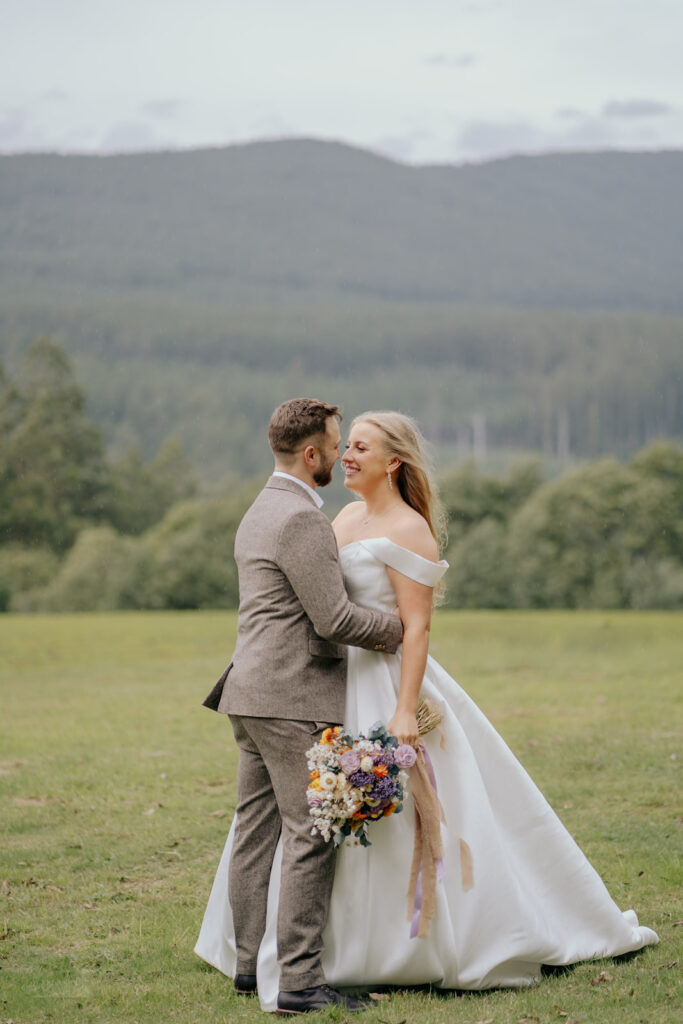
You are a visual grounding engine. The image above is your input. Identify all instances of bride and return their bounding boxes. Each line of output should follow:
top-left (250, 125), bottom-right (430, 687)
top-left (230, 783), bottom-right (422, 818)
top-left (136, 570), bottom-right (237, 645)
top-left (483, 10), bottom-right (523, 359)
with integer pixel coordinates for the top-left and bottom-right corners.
top-left (195, 410), bottom-right (658, 1011)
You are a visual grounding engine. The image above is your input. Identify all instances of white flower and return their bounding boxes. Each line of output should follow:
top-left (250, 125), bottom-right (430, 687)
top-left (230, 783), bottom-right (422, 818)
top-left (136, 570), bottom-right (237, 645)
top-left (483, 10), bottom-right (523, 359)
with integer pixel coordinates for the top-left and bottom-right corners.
top-left (320, 772), bottom-right (337, 790)
top-left (360, 756), bottom-right (374, 772)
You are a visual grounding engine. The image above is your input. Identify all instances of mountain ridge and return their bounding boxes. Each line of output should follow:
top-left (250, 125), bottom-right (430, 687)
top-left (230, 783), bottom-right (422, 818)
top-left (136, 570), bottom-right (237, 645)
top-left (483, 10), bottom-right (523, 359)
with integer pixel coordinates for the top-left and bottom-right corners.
top-left (1, 140), bottom-right (681, 476)
top-left (2, 140), bottom-right (682, 313)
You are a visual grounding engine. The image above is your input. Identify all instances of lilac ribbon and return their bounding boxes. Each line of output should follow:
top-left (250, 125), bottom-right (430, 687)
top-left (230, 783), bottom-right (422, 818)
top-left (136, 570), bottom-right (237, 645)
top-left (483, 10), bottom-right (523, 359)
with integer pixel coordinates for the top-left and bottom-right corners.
top-left (409, 742), bottom-right (445, 939)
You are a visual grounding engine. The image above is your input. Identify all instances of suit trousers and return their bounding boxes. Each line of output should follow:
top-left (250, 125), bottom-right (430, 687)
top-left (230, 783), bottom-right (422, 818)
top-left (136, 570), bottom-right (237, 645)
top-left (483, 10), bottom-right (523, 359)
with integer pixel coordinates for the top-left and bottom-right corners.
top-left (228, 714), bottom-right (337, 991)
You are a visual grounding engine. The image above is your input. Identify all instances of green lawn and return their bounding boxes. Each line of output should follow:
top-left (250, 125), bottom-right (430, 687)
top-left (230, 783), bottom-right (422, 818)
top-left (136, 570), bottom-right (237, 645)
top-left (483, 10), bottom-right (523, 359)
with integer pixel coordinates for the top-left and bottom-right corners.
top-left (1, 611), bottom-right (681, 1024)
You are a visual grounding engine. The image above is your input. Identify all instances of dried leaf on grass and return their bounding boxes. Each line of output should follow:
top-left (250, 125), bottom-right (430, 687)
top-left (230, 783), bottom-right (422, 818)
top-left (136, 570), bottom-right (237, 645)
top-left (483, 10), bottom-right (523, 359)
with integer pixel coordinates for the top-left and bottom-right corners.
top-left (590, 969), bottom-right (613, 984)
top-left (208, 809), bottom-right (230, 818)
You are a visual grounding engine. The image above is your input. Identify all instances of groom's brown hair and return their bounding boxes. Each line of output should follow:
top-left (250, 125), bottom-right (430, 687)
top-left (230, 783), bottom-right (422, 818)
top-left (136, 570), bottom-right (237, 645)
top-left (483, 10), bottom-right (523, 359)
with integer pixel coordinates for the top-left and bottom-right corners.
top-left (269, 398), bottom-right (342, 455)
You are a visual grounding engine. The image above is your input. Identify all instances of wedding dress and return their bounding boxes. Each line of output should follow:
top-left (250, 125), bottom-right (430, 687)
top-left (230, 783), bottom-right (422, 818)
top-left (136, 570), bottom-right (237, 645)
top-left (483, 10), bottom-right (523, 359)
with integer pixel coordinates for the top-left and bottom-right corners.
top-left (195, 537), bottom-right (658, 1011)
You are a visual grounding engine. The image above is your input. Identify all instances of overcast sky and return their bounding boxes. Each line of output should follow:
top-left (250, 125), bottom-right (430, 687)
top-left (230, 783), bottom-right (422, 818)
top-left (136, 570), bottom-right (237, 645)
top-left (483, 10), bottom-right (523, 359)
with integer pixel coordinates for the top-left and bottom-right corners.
top-left (2, 0), bottom-right (682, 165)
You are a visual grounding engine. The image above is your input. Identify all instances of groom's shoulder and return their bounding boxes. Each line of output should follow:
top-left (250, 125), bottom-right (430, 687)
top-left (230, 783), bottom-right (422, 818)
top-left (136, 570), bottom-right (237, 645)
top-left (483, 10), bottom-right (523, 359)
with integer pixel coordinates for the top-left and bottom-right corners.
top-left (240, 477), bottom-right (325, 532)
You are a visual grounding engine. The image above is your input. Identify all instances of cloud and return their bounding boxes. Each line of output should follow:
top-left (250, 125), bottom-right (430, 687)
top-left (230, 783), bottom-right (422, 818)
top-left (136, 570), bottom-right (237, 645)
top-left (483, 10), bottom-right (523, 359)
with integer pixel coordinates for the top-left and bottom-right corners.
top-left (371, 133), bottom-right (421, 162)
top-left (99, 120), bottom-right (172, 153)
top-left (0, 106), bottom-right (48, 151)
top-left (457, 119), bottom-right (550, 159)
top-left (424, 52), bottom-right (476, 69)
top-left (603, 99), bottom-right (673, 119)
top-left (556, 107), bottom-right (586, 121)
top-left (454, 113), bottom-right (636, 161)
top-left (141, 99), bottom-right (185, 121)
top-left (454, 104), bottom-right (683, 163)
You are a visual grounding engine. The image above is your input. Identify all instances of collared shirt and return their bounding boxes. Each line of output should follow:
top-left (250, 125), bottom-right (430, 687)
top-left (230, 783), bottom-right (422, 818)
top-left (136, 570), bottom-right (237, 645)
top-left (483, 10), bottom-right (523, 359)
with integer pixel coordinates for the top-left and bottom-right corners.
top-left (272, 471), bottom-right (324, 508)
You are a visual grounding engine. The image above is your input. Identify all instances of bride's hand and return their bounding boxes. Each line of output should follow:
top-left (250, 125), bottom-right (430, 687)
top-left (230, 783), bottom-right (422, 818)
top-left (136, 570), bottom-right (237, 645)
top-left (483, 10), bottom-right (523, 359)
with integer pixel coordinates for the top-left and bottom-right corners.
top-left (388, 709), bottom-right (419, 748)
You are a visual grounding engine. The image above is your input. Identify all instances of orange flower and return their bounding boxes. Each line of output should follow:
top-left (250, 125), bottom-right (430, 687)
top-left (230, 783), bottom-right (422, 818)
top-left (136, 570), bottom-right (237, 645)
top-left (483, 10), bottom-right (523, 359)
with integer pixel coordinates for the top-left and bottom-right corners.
top-left (321, 728), bottom-right (333, 744)
top-left (383, 803), bottom-right (398, 817)
top-left (373, 764), bottom-right (388, 778)
top-left (309, 770), bottom-right (320, 781)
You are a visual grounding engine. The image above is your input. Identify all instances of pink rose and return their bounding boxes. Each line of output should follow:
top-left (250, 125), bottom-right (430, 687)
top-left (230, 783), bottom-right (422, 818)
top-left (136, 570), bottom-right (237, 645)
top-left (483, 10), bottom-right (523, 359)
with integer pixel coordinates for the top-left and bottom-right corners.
top-left (393, 744), bottom-right (417, 768)
top-left (339, 749), bottom-right (362, 775)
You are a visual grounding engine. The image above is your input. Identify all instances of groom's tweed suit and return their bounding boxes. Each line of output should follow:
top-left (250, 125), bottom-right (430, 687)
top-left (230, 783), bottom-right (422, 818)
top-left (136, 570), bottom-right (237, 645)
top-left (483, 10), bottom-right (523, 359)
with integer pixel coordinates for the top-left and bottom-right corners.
top-left (204, 475), bottom-right (402, 991)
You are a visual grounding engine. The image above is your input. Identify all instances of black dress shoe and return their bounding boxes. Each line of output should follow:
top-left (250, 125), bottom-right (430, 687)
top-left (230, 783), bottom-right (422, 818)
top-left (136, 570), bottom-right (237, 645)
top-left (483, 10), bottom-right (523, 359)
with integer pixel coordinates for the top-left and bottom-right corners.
top-left (234, 973), bottom-right (257, 995)
top-left (276, 984), bottom-right (371, 1015)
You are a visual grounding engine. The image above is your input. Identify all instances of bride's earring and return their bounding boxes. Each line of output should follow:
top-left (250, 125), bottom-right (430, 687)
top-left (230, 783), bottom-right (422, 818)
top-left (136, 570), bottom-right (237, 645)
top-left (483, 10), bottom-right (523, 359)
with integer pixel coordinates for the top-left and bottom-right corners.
top-left (387, 469), bottom-right (393, 490)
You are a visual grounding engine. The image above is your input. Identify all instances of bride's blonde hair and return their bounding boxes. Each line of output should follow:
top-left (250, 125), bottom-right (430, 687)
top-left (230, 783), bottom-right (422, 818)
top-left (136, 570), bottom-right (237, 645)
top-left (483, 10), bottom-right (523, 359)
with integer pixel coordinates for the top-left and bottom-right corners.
top-left (351, 411), bottom-right (447, 553)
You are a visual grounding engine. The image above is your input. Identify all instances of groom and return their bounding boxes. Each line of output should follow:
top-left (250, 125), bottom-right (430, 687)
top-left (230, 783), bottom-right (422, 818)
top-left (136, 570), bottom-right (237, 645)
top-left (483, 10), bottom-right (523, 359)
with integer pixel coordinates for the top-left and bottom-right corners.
top-left (203, 398), bottom-right (403, 1014)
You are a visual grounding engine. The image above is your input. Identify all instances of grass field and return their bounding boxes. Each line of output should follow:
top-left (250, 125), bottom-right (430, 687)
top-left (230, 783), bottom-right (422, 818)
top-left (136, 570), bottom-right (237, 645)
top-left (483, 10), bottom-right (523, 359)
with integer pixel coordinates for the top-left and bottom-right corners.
top-left (1, 611), bottom-right (681, 1024)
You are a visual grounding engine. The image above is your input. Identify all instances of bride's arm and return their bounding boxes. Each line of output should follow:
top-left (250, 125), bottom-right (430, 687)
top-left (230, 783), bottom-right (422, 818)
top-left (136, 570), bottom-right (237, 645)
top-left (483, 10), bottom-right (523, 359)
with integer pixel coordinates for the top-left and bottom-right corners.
top-left (385, 567), bottom-right (434, 747)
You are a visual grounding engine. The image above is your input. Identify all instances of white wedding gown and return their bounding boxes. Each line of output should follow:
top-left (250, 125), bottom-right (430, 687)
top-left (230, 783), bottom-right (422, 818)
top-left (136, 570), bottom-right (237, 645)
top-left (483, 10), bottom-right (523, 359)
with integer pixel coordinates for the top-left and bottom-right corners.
top-left (195, 538), bottom-right (658, 1011)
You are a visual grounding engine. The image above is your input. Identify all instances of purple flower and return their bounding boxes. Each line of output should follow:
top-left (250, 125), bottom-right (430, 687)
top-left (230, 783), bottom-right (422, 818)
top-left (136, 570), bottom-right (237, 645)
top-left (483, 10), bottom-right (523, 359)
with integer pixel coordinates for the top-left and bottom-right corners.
top-left (375, 749), bottom-right (395, 768)
top-left (307, 791), bottom-right (323, 806)
top-left (349, 771), bottom-right (375, 788)
top-left (339, 748), bottom-right (362, 775)
top-left (394, 744), bottom-right (417, 768)
top-left (372, 777), bottom-right (397, 801)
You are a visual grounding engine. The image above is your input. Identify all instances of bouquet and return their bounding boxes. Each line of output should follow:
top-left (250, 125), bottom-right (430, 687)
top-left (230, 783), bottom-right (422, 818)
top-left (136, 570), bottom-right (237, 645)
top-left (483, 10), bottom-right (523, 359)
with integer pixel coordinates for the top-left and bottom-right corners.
top-left (306, 722), bottom-right (417, 847)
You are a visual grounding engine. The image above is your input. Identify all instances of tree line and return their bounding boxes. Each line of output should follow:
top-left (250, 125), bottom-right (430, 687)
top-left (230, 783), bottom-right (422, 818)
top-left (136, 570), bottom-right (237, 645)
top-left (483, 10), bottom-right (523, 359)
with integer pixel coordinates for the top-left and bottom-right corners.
top-left (1, 338), bottom-right (681, 612)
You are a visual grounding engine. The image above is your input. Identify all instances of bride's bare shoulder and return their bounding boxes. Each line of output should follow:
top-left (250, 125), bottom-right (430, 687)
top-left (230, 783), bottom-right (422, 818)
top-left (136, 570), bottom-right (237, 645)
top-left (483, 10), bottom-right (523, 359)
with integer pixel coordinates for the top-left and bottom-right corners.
top-left (332, 500), bottom-right (365, 528)
top-left (387, 509), bottom-right (439, 563)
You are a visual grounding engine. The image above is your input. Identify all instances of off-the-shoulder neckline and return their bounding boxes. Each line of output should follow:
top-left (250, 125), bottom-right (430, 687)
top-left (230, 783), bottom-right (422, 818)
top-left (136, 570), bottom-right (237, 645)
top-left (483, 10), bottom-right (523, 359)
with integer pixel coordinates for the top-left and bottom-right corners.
top-left (338, 536), bottom-right (446, 567)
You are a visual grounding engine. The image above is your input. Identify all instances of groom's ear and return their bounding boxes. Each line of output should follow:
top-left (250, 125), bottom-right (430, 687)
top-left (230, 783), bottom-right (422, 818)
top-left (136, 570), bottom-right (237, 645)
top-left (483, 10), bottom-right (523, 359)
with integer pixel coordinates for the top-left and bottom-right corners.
top-left (303, 443), bottom-right (318, 467)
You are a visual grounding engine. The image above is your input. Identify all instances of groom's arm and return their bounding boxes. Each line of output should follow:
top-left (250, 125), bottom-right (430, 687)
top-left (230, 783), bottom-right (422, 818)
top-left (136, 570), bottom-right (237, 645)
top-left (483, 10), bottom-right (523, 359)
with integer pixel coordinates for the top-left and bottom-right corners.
top-left (276, 509), bottom-right (403, 653)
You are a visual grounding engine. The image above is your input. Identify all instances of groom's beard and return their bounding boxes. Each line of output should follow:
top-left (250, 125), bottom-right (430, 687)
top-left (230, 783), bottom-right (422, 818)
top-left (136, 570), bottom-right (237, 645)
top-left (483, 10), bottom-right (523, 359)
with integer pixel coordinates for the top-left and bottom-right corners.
top-left (313, 455), bottom-right (335, 487)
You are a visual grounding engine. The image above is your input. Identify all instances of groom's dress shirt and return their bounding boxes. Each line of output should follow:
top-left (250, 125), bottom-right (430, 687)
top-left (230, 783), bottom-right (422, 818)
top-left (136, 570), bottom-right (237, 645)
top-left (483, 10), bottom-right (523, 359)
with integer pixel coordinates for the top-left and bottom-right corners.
top-left (272, 471), bottom-right (323, 508)
top-left (204, 474), bottom-right (402, 723)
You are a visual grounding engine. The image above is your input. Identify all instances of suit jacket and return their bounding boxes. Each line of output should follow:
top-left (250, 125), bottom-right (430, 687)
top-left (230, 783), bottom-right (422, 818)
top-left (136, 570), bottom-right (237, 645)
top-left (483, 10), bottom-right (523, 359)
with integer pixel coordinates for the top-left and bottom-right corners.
top-left (203, 475), bottom-right (403, 722)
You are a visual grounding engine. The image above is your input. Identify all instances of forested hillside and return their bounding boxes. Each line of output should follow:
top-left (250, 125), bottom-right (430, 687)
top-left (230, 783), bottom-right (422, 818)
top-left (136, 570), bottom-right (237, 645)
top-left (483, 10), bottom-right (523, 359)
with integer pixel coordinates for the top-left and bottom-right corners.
top-left (1, 141), bottom-right (681, 477)
top-left (1, 339), bottom-right (682, 612)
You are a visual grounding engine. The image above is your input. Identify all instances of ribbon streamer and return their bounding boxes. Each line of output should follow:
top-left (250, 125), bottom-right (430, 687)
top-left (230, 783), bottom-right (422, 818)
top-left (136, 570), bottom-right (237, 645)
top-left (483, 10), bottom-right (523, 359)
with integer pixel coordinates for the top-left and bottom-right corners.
top-left (407, 743), bottom-right (474, 938)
